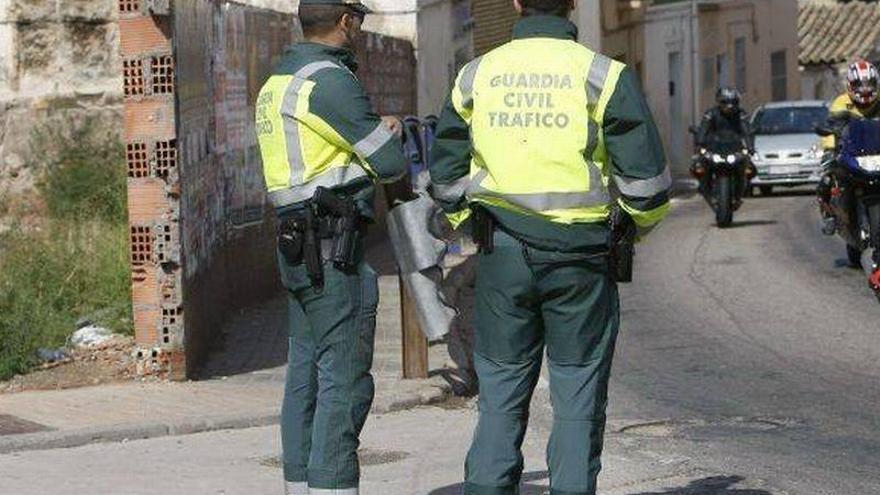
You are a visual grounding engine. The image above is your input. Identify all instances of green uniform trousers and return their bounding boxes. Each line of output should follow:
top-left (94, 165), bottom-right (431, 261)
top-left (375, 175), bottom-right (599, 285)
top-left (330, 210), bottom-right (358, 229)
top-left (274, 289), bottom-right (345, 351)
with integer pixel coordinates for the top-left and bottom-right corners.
top-left (465, 231), bottom-right (620, 495)
top-left (278, 251), bottom-right (378, 491)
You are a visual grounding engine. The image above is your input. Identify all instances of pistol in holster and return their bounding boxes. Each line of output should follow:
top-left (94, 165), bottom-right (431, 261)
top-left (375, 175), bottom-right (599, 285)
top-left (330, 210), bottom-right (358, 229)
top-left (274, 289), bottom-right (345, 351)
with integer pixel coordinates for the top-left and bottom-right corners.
top-left (277, 187), bottom-right (363, 291)
top-left (608, 206), bottom-right (637, 283)
top-left (314, 186), bottom-right (362, 272)
top-left (471, 204), bottom-right (496, 254)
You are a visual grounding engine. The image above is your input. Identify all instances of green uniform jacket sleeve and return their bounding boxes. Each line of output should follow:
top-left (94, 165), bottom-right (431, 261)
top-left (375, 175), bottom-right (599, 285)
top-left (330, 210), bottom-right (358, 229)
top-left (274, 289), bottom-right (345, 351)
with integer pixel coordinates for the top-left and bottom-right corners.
top-left (604, 68), bottom-right (672, 232)
top-left (308, 69), bottom-right (407, 183)
top-left (428, 94), bottom-right (472, 214)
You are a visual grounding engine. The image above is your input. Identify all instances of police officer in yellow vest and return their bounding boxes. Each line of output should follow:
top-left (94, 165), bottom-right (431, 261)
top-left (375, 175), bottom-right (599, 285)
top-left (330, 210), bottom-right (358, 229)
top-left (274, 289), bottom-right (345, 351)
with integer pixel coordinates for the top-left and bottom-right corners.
top-left (429, 1), bottom-right (671, 493)
top-left (255, 1), bottom-right (407, 494)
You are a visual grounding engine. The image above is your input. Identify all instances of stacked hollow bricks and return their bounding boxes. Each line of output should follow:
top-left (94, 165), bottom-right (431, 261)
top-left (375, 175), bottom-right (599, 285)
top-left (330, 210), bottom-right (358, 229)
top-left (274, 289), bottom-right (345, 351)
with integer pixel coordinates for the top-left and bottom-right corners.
top-left (119, 0), bottom-right (185, 379)
top-left (116, 0), bottom-right (417, 380)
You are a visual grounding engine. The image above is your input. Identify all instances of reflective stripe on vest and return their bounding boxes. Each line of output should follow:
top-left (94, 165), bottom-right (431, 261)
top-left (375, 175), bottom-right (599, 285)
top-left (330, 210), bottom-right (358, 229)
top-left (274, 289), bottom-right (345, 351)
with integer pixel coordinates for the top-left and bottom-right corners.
top-left (459, 57), bottom-right (483, 112)
top-left (466, 167), bottom-right (610, 211)
top-left (268, 163), bottom-right (368, 208)
top-left (282, 61), bottom-right (342, 187)
top-left (432, 175), bottom-right (472, 204)
top-left (614, 167), bottom-right (672, 198)
top-left (354, 122), bottom-right (395, 160)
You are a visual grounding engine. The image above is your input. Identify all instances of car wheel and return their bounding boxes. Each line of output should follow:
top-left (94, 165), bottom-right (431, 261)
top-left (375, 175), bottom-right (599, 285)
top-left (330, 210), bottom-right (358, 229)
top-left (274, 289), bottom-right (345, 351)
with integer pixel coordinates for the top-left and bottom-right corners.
top-left (760, 185), bottom-right (773, 196)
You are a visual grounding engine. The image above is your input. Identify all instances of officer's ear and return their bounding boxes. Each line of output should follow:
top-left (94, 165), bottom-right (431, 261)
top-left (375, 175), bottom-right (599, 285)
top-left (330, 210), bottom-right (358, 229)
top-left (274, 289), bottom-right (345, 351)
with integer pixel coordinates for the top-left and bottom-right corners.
top-left (339, 11), bottom-right (354, 30)
top-left (512, 0), bottom-right (523, 15)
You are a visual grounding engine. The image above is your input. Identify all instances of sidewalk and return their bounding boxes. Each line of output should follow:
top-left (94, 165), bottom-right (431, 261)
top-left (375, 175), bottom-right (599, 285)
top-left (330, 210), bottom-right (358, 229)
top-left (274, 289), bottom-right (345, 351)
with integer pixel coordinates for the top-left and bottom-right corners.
top-left (0, 274), bottom-right (452, 454)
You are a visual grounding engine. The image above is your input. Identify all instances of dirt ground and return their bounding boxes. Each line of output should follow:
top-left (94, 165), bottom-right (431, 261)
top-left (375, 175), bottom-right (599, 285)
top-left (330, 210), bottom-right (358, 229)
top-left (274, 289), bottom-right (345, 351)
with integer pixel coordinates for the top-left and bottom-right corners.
top-left (0, 336), bottom-right (142, 394)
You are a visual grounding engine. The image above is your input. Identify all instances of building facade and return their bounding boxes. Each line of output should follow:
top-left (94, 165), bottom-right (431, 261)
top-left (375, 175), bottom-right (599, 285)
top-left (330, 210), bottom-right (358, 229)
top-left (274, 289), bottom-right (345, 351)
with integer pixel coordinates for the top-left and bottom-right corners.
top-left (366, 0), bottom-right (474, 115)
top-left (577, 0), bottom-right (800, 175)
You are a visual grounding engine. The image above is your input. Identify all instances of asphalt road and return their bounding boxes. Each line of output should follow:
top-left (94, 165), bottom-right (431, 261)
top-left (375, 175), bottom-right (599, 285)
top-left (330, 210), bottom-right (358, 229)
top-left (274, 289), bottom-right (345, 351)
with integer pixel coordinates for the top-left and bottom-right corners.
top-left (2, 189), bottom-right (878, 495)
top-left (530, 188), bottom-right (880, 494)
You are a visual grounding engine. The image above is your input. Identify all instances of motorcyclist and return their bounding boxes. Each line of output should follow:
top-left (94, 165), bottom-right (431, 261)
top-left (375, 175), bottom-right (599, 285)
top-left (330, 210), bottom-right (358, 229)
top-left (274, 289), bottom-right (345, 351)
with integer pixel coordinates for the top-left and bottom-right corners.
top-left (691, 87), bottom-right (755, 188)
top-left (818, 59), bottom-right (880, 235)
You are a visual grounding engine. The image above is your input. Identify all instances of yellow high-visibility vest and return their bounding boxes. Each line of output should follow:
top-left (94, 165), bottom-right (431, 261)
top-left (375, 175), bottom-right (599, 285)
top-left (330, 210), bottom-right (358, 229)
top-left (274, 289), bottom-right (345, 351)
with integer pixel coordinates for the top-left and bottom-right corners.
top-left (440, 38), bottom-right (626, 225)
top-left (256, 61), bottom-right (381, 209)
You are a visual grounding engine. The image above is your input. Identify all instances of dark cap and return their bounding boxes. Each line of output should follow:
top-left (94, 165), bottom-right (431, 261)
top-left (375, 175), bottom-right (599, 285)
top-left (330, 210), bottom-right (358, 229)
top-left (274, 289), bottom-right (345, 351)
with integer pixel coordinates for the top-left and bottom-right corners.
top-left (299, 0), bottom-right (372, 14)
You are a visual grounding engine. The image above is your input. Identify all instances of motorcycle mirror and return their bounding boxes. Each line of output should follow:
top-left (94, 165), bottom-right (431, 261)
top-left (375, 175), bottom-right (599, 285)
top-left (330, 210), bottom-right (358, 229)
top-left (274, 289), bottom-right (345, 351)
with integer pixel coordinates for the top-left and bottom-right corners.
top-left (814, 124), bottom-right (833, 137)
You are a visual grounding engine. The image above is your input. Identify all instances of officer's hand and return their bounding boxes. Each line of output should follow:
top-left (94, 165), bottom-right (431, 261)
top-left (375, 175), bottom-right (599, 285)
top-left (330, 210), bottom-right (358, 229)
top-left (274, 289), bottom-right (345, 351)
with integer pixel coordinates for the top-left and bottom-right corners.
top-left (381, 116), bottom-right (403, 137)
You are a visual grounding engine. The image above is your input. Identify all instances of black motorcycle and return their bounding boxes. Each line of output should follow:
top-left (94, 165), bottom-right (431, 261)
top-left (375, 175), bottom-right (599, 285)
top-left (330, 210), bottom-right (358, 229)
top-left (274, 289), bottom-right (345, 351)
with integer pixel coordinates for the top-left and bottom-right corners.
top-left (689, 128), bottom-right (755, 228)
top-left (816, 118), bottom-right (880, 299)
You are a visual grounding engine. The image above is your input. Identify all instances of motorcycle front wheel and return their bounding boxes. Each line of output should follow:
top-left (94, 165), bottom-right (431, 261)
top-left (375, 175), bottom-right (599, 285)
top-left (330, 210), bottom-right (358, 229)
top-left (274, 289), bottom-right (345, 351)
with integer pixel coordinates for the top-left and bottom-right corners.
top-left (847, 244), bottom-right (862, 268)
top-left (715, 174), bottom-right (734, 227)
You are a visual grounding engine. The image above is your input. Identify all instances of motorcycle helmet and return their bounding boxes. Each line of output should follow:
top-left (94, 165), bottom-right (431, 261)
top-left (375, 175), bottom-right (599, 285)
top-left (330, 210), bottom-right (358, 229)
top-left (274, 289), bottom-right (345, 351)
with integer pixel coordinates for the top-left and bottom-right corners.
top-left (716, 87), bottom-right (741, 115)
top-left (847, 59), bottom-right (879, 108)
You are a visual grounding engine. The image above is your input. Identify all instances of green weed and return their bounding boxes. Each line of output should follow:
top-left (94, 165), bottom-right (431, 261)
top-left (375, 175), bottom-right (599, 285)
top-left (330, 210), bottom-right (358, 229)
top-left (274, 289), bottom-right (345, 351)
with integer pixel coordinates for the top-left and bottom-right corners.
top-left (0, 119), bottom-right (131, 381)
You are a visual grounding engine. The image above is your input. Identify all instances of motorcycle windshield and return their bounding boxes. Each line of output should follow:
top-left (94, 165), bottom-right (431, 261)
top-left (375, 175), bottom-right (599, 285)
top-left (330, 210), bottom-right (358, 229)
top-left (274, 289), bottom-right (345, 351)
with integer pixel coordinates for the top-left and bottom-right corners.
top-left (705, 136), bottom-right (743, 155)
top-left (842, 119), bottom-right (880, 156)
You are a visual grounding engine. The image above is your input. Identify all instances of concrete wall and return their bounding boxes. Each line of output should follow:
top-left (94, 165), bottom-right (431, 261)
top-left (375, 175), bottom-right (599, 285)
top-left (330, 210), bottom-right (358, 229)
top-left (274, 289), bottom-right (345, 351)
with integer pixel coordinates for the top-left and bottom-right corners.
top-left (643, 3), bottom-right (697, 175)
top-left (801, 64), bottom-right (841, 103)
top-left (697, 0), bottom-right (800, 112)
top-left (573, 0), bottom-right (601, 51)
top-left (576, 0), bottom-right (801, 174)
top-left (0, 0), bottom-right (123, 197)
top-left (367, 0), bottom-right (473, 115)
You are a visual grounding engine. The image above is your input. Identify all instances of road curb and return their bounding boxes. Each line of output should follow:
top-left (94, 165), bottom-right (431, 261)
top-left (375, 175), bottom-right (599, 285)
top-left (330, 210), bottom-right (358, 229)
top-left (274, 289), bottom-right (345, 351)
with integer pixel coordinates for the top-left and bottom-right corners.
top-left (0, 381), bottom-right (450, 455)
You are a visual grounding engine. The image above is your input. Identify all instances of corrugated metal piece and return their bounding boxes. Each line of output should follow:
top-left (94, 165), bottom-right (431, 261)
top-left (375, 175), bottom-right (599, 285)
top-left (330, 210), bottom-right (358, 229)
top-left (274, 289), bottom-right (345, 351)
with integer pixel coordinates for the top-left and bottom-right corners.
top-left (799, 1), bottom-right (880, 65)
top-left (472, 0), bottom-right (518, 56)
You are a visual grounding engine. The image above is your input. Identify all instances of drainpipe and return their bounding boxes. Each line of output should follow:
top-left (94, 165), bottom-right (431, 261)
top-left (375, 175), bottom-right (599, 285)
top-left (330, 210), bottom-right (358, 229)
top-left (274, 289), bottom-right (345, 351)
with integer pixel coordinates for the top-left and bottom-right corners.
top-left (691, 0), bottom-right (700, 127)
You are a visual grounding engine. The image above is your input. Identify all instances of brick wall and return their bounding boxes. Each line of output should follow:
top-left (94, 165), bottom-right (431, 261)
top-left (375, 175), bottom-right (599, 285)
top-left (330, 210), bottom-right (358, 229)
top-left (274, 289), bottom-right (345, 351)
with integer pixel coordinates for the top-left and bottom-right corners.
top-left (471, 0), bottom-right (518, 56)
top-left (121, 0), bottom-right (417, 378)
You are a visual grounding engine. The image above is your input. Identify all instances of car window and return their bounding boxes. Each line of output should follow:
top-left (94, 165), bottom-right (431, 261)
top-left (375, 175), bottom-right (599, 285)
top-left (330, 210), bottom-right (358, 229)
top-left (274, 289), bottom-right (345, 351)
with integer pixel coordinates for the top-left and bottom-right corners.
top-left (753, 106), bottom-right (828, 135)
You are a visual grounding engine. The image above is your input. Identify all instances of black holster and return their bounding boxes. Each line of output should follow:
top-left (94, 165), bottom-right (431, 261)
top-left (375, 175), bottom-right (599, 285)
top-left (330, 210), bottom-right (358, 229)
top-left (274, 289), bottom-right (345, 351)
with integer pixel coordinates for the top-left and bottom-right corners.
top-left (609, 206), bottom-right (637, 283)
top-left (278, 217), bottom-right (304, 265)
top-left (302, 206), bottom-right (324, 290)
top-left (314, 187), bottom-right (362, 271)
top-left (471, 204), bottom-right (496, 254)
top-left (278, 206), bottom-right (324, 290)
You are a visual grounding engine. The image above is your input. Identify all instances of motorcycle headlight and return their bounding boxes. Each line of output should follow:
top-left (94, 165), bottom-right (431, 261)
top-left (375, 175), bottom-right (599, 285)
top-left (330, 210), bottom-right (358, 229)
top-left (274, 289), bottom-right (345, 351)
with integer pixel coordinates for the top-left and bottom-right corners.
top-left (712, 154), bottom-right (724, 163)
top-left (857, 155), bottom-right (880, 172)
top-left (727, 154), bottom-right (737, 165)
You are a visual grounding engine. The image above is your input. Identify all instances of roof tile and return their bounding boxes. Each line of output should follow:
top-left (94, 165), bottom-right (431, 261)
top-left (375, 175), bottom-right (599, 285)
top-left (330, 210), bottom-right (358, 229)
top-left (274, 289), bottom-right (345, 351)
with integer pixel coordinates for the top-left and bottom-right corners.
top-left (799, 0), bottom-right (880, 65)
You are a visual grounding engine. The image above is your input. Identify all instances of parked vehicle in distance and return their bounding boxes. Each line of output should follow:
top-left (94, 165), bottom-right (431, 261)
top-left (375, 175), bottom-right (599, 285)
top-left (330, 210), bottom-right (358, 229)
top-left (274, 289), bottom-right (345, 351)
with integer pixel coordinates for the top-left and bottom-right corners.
top-left (750, 101), bottom-right (828, 195)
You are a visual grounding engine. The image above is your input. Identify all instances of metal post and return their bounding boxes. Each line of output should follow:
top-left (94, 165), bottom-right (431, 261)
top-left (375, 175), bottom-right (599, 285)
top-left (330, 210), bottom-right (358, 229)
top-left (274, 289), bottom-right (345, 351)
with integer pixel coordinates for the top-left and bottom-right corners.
top-left (691, 0), bottom-right (701, 127)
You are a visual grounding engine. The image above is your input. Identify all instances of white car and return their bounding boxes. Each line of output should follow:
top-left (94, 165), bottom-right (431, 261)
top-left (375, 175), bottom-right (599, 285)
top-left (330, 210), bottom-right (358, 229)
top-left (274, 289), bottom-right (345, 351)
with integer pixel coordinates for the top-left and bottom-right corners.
top-left (750, 100), bottom-right (829, 195)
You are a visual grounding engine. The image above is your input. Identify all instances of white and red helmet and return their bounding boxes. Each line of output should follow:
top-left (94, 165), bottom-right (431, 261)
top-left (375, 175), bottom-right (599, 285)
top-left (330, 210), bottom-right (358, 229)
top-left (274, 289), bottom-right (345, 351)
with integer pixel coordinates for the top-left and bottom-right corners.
top-left (847, 59), bottom-right (879, 107)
